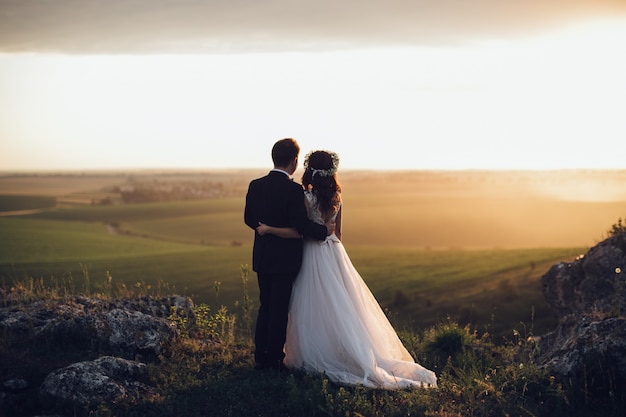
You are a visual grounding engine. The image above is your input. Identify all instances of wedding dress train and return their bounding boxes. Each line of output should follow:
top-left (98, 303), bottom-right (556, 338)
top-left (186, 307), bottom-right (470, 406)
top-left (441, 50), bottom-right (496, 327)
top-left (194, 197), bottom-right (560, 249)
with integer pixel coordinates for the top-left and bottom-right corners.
top-left (283, 192), bottom-right (437, 389)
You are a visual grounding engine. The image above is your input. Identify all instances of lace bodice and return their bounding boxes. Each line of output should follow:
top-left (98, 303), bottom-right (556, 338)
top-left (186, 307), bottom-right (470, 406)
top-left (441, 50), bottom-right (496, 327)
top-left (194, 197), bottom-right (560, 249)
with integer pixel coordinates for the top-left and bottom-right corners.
top-left (305, 190), bottom-right (340, 225)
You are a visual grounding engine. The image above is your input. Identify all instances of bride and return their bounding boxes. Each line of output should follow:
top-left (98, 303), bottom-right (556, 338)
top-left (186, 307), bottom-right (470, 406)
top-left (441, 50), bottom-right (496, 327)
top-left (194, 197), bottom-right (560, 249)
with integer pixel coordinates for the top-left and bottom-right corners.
top-left (256, 150), bottom-right (437, 389)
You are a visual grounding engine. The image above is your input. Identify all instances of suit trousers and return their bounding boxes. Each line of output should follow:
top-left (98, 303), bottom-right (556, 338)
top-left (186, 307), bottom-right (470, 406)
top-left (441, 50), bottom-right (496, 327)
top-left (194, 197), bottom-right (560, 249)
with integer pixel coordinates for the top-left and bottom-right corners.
top-left (254, 272), bottom-right (296, 366)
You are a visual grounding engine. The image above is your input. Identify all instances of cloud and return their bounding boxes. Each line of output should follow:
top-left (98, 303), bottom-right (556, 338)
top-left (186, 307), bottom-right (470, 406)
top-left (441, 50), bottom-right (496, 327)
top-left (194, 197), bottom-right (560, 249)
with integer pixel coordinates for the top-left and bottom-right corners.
top-left (1, 0), bottom-right (625, 53)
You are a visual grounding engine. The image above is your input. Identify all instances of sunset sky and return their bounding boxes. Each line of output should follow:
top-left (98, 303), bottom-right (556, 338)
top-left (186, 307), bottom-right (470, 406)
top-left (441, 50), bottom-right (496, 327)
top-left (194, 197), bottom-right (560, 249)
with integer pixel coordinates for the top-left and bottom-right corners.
top-left (1, 1), bottom-right (625, 172)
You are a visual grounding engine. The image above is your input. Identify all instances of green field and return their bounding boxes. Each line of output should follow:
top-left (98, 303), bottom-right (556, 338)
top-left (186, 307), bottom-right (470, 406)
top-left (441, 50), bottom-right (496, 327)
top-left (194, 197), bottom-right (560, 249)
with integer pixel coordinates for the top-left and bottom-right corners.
top-left (2, 170), bottom-right (623, 341)
top-left (0, 197), bottom-right (252, 301)
top-left (0, 195), bottom-right (56, 212)
top-left (0, 197), bottom-right (585, 342)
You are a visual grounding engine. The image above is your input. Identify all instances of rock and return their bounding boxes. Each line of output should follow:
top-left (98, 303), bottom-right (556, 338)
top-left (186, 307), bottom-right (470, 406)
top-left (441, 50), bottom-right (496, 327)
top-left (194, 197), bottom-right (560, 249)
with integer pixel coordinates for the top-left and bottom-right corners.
top-left (101, 308), bottom-right (175, 357)
top-left (0, 295), bottom-right (194, 415)
top-left (542, 239), bottom-right (626, 320)
top-left (538, 231), bottom-right (626, 393)
top-left (3, 378), bottom-right (28, 392)
top-left (40, 356), bottom-right (154, 407)
top-left (1, 378), bottom-right (30, 415)
top-left (0, 295), bottom-right (194, 359)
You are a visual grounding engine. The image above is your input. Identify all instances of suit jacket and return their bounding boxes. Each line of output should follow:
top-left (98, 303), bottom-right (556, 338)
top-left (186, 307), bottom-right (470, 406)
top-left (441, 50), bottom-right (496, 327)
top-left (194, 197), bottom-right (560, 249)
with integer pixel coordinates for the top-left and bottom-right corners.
top-left (244, 170), bottom-right (327, 275)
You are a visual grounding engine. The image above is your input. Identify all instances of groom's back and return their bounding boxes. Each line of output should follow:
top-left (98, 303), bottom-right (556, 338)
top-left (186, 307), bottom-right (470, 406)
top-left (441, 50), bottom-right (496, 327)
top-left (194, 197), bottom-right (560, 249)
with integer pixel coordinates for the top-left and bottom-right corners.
top-left (244, 172), bottom-right (305, 275)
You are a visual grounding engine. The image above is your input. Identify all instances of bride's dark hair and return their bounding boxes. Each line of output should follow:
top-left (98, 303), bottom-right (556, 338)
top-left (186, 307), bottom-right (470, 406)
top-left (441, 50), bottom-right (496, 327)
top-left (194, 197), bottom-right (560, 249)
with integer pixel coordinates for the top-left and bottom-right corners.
top-left (302, 150), bottom-right (341, 216)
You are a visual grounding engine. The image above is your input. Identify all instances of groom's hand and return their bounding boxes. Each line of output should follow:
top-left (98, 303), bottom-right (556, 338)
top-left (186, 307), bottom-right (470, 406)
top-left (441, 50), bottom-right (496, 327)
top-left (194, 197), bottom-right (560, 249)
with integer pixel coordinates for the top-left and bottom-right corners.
top-left (325, 220), bottom-right (336, 236)
top-left (256, 222), bottom-right (270, 236)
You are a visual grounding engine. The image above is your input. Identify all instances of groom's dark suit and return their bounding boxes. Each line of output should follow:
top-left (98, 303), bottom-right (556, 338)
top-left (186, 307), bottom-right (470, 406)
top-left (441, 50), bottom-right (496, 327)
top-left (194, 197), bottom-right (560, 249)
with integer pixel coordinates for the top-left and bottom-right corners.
top-left (244, 170), bottom-right (327, 368)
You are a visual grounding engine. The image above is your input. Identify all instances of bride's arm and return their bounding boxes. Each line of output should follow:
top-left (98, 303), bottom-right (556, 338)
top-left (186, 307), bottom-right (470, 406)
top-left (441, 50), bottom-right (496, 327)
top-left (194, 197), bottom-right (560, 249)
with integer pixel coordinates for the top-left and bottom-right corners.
top-left (334, 206), bottom-right (342, 241)
top-left (256, 222), bottom-right (302, 238)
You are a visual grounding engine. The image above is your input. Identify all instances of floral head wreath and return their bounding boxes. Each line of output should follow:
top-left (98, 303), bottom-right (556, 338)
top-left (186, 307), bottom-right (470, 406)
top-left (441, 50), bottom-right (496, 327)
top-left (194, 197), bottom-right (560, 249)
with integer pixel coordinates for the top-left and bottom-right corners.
top-left (304, 150), bottom-right (340, 178)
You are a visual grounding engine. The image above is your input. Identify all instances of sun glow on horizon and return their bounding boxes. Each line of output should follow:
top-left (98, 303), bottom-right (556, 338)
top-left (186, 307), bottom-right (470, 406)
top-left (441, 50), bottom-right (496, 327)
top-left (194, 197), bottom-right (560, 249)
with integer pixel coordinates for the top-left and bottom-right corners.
top-left (1, 18), bottom-right (625, 172)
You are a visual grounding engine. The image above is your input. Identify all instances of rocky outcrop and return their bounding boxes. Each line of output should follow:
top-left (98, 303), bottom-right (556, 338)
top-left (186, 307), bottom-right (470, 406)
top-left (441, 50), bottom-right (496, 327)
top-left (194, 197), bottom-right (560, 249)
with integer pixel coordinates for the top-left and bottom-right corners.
top-left (539, 231), bottom-right (626, 392)
top-left (0, 295), bottom-right (194, 415)
top-left (40, 356), bottom-right (153, 407)
top-left (0, 295), bottom-right (193, 359)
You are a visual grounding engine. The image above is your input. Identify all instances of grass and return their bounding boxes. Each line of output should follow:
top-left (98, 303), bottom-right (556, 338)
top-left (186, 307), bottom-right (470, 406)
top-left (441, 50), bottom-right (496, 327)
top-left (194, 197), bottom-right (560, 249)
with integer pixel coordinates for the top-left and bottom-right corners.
top-left (350, 246), bottom-right (584, 339)
top-left (122, 210), bottom-right (249, 246)
top-left (0, 194), bottom-right (56, 212)
top-left (0, 217), bottom-right (208, 262)
top-left (1, 270), bottom-right (620, 417)
top-left (29, 197), bottom-right (244, 223)
top-left (0, 212), bottom-right (584, 342)
top-left (1, 180), bottom-right (625, 416)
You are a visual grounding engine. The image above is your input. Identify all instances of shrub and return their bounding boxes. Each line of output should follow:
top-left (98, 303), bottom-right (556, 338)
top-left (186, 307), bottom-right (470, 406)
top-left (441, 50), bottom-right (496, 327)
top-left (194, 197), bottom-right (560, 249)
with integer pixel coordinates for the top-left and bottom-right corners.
top-left (422, 320), bottom-right (476, 369)
top-left (608, 217), bottom-right (626, 237)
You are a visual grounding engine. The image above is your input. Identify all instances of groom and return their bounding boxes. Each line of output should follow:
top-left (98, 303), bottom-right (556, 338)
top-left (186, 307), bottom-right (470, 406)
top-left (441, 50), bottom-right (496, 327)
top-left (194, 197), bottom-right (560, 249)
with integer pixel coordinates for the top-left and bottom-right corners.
top-left (244, 138), bottom-right (333, 370)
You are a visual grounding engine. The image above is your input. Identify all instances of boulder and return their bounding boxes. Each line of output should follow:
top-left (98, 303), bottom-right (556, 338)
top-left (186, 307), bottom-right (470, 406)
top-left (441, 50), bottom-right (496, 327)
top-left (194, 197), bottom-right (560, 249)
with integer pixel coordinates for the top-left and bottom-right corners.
top-left (40, 356), bottom-right (153, 407)
top-left (0, 295), bottom-right (194, 359)
top-left (538, 231), bottom-right (626, 393)
top-left (0, 295), bottom-right (194, 415)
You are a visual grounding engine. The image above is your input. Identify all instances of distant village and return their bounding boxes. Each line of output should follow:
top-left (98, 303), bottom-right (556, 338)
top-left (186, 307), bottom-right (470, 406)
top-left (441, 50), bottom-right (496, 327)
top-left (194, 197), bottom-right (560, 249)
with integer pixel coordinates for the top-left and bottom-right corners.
top-left (96, 177), bottom-right (250, 205)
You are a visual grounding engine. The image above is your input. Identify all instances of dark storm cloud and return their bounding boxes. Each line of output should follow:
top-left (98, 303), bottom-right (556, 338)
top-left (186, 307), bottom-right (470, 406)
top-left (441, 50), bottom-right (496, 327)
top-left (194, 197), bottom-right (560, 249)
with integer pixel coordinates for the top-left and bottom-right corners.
top-left (1, 0), bottom-right (625, 53)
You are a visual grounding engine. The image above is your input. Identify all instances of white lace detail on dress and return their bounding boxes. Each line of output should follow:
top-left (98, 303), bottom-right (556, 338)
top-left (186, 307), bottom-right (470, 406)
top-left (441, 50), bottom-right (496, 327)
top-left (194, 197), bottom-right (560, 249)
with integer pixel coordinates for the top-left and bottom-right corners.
top-left (304, 190), bottom-right (339, 225)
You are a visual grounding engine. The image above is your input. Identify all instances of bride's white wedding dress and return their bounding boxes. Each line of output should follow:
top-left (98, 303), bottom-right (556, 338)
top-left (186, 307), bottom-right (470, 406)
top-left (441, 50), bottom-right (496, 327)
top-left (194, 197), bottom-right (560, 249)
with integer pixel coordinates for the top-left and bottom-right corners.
top-left (284, 191), bottom-right (437, 389)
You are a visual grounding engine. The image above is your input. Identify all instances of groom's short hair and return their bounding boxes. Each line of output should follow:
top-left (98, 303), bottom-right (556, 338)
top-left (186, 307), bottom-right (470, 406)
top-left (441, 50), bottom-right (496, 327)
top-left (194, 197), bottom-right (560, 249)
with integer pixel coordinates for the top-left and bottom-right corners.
top-left (272, 138), bottom-right (300, 167)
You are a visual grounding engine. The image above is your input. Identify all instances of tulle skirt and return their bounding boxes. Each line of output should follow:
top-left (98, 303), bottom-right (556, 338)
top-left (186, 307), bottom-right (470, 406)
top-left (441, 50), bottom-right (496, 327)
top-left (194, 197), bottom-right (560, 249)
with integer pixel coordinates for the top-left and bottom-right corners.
top-left (284, 235), bottom-right (437, 389)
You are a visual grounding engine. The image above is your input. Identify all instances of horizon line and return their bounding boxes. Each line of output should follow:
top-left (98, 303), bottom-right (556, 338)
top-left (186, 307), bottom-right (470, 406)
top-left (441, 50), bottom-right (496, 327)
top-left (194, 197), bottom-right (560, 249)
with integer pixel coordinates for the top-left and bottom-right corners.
top-left (1, 167), bottom-right (625, 176)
